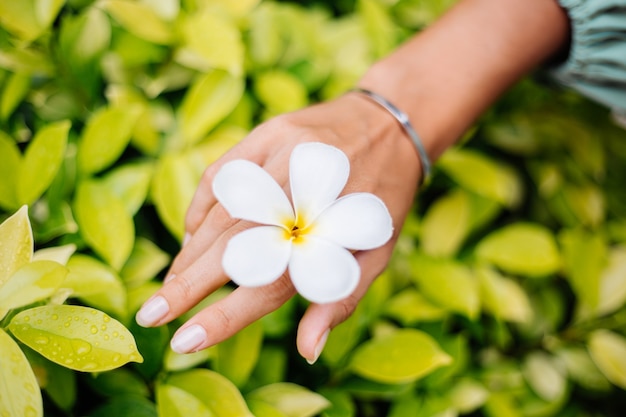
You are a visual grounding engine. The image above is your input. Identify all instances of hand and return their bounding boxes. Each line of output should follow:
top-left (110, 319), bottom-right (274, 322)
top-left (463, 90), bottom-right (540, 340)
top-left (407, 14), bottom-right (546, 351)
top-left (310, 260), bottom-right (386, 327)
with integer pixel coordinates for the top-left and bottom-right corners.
top-left (135, 92), bottom-right (422, 363)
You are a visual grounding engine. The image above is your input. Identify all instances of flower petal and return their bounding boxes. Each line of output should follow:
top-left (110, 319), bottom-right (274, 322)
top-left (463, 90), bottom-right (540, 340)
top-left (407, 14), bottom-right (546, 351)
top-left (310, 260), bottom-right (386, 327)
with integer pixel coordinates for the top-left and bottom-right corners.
top-left (290, 142), bottom-right (349, 225)
top-left (312, 193), bottom-right (393, 250)
top-left (289, 236), bottom-right (360, 304)
top-left (222, 226), bottom-right (292, 287)
top-left (213, 160), bottom-right (293, 226)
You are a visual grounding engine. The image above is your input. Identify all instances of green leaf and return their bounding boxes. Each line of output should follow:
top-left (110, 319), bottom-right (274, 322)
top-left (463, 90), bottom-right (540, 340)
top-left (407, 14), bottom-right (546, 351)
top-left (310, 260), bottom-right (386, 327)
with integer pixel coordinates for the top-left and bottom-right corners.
top-left (177, 10), bottom-right (244, 75)
top-left (163, 346), bottom-right (212, 372)
top-left (247, 383), bottom-right (331, 417)
top-left (74, 180), bottom-right (135, 270)
top-left (0, 260), bottom-right (68, 310)
top-left (87, 368), bottom-right (150, 398)
top-left (119, 237), bottom-right (170, 288)
top-left (318, 388), bottom-right (355, 417)
top-left (0, 205), bottom-right (33, 286)
top-left (559, 228), bottom-right (606, 311)
top-left (322, 301), bottom-right (367, 367)
top-left (167, 369), bottom-right (254, 417)
top-left (17, 120), bottom-right (70, 205)
top-left (77, 104), bottom-right (142, 174)
top-left (253, 70), bottom-right (308, 114)
top-left (588, 329), bottom-right (626, 389)
top-left (522, 352), bottom-right (566, 402)
top-left (0, 328), bottom-right (43, 417)
top-left (475, 223), bottom-right (560, 277)
top-left (477, 266), bottom-right (532, 323)
top-left (562, 184), bottom-right (605, 228)
top-left (178, 69), bottom-right (245, 147)
top-left (103, 0), bottom-right (174, 44)
top-left (101, 161), bottom-right (154, 216)
top-left (151, 152), bottom-right (199, 240)
top-left (59, 7), bottom-right (111, 63)
top-left (420, 189), bottom-right (471, 257)
top-left (438, 148), bottom-right (522, 207)
top-left (1, 71), bottom-right (30, 120)
top-left (349, 329), bottom-right (452, 384)
top-left (156, 384), bottom-right (214, 417)
top-left (0, 132), bottom-right (21, 209)
top-left (9, 305), bottom-right (143, 372)
top-left (22, 346), bottom-right (76, 411)
top-left (89, 396), bottom-right (157, 417)
top-left (215, 320), bottom-right (263, 388)
top-left (248, 400), bottom-right (289, 417)
top-left (0, 0), bottom-right (65, 41)
top-left (408, 253), bottom-right (480, 319)
top-left (65, 254), bottom-right (127, 319)
top-left (32, 244), bottom-right (76, 265)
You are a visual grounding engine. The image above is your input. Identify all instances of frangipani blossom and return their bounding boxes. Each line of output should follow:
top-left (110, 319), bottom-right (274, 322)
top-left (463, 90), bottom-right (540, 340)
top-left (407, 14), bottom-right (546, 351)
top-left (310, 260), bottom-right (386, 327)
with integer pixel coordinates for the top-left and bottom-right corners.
top-left (213, 142), bottom-right (393, 304)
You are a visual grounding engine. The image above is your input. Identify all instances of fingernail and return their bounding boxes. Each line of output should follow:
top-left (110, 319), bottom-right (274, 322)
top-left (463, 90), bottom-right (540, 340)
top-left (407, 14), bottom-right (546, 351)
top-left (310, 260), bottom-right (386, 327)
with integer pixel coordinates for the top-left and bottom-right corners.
top-left (183, 232), bottom-right (191, 247)
top-left (171, 324), bottom-right (207, 354)
top-left (164, 273), bottom-right (176, 284)
top-left (136, 296), bottom-right (169, 327)
top-left (307, 329), bottom-right (330, 365)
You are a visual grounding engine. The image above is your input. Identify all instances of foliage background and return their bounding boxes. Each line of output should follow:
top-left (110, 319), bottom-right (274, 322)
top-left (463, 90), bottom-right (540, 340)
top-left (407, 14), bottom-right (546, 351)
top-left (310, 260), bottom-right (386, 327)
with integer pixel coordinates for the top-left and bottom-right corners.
top-left (1, 0), bottom-right (626, 416)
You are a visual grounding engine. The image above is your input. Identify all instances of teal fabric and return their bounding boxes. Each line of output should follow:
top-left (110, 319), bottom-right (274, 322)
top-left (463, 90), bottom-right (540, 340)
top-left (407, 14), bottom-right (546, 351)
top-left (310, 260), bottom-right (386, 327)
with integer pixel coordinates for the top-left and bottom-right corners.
top-left (553, 0), bottom-right (626, 115)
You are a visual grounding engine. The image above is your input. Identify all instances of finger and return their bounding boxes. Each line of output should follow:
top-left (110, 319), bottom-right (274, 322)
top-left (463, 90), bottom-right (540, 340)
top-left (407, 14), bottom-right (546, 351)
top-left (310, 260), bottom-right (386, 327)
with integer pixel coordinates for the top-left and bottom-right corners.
top-left (170, 274), bottom-right (297, 353)
top-left (296, 244), bottom-right (393, 364)
top-left (136, 220), bottom-right (252, 328)
top-left (165, 203), bottom-right (238, 283)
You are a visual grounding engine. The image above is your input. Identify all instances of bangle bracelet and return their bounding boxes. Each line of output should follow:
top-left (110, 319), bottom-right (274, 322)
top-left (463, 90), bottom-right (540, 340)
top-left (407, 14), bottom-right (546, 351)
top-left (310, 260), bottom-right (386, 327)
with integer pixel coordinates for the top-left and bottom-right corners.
top-left (351, 87), bottom-right (431, 182)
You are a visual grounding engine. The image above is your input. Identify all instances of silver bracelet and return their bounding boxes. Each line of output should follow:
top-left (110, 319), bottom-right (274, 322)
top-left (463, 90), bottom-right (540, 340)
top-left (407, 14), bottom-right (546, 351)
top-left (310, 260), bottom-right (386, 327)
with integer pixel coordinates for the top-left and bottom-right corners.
top-left (352, 87), bottom-right (431, 182)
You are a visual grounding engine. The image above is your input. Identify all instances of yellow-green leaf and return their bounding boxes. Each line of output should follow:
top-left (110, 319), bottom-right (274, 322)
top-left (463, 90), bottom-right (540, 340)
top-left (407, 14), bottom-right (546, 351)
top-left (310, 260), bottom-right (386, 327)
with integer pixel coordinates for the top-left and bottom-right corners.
top-left (74, 180), bottom-right (135, 270)
top-left (247, 383), bottom-right (331, 417)
top-left (448, 378), bottom-right (489, 414)
top-left (215, 321), bottom-right (263, 388)
top-left (0, 260), bottom-right (68, 310)
top-left (475, 223), bottom-right (560, 277)
top-left (597, 246), bottom-right (626, 317)
top-left (33, 244), bottom-right (76, 265)
top-left (151, 152), bottom-right (199, 240)
top-left (478, 266), bottom-right (532, 323)
top-left (420, 189), bottom-right (471, 257)
top-left (103, 0), bottom-right (174, 44)
top-left (350, 329), bottom-right (452, 384)
top-left (101, 162), bottom-right (154, 216)
top-left (1, 71), bottom-right (30, 120)
top-left (65, 255), bottom-right (127, 319)
top-left (167, 369), bottom-right (254, 417)
top-left (383, 288), bottom-right (447, 325)
top-left (17, 120), bottom-right (70, 205)
top-left (438, 148), bottom-right (523, 207)
top-left (588, 329), bottom-right (626, 389)
top-left (522, 352), bottom-right (566, 402)
top-left (77, 104), bottom-right (142, 174)
top-left (559, 228), bottom-right (606, 311)
top-left (120, 237), bottom-right (170, 288)
top-left (9, 305), bottom-right (143, 372)
top-left (0, 205), bottom-right (33, 286)
top-left (409, 253), bottom-right (480, 319)
top-left (0, 132), bottom-right (21, 210)
top-left (177, 10), bottom-right (244, 75)
top-left (562, 184), bottom-right (605, 228)
top-left (202, 0), bottom-right (260, 17)
top-left (163, 347), bottom-right (212, 372)
top-left (254, 70), bottom-right (308, 114)
top-left (156, 384), bottom-right (214, 417)
top-left (556, 347), bottom-right (611, 391)
top-left (0, 0), bottom-right (64, 41)
top-left (0, 328), bottom-right (43, 417)
top-left (178, 69), bottom-right (244, 147)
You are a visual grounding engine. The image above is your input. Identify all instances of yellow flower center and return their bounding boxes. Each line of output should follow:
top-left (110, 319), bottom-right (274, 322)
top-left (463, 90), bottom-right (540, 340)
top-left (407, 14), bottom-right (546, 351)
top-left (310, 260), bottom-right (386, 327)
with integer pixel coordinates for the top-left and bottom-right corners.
top-left (283, 214), bottom-right (310, 244)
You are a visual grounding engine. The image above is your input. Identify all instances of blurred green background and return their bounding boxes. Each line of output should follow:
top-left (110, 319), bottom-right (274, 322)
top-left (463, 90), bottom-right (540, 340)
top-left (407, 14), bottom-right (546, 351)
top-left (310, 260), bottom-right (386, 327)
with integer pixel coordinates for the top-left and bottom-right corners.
top-left (1, 0), bottom-right (626, 416)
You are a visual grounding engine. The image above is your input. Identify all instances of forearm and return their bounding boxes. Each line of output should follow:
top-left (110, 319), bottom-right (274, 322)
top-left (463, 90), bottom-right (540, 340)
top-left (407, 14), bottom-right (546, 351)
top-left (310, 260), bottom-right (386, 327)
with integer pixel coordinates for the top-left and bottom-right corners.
top-left (357, 0), bottom-right (570, 161)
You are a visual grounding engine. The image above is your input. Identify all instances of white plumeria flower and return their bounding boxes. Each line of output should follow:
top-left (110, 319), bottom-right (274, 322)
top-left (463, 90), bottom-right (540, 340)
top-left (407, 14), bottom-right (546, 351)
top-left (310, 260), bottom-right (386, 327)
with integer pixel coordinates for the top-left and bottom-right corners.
top-left (213, 142), bottom-right (393, 304)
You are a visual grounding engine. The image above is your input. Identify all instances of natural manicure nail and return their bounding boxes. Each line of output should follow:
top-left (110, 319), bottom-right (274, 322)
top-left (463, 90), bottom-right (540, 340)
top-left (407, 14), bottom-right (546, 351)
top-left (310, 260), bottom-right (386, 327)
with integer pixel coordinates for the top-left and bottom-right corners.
top-left (171, 324), bottom-right (207, 354)
top-left (136, 296), bottom-right (169, 327)
top-left (307, 328), bottom-right (330, 365)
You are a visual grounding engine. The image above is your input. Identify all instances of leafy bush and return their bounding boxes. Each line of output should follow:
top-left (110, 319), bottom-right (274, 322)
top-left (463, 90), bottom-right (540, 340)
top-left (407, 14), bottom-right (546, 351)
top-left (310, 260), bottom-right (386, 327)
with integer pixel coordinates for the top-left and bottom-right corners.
top-left (1, 0), bottom-right (626, 416)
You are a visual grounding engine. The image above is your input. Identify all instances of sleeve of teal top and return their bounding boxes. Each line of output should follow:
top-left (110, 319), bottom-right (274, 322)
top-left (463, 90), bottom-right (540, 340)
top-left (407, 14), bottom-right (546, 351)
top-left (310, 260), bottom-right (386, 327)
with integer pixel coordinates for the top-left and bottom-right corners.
top-left (552, 0), bottom-right (626, 116)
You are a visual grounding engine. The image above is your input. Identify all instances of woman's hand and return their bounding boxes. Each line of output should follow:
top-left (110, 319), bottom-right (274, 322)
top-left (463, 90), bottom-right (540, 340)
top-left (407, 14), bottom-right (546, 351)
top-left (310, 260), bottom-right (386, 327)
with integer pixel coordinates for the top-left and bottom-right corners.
top-left (135, 92), bottom-right (422, 363)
